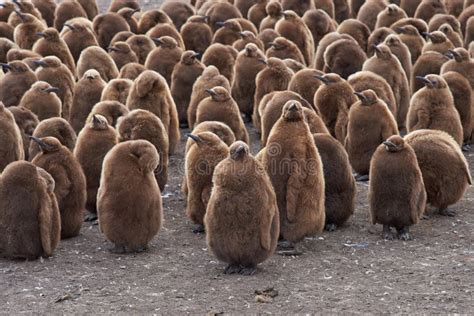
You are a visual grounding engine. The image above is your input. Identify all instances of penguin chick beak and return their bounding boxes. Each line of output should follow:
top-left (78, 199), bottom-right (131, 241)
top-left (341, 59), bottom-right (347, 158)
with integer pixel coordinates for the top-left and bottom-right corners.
top-left (421, 32), bottom-right (432, 40)
top-left (258, 58), bottom-right (268, 65)
top-left (192, 52), bottom-right (201, 59)
top-left (186, 133), bottom-right (203, 145)
top-left (282, 12), bottom-right (289, 19)
top-left (314, 75), bottom-right (329, 85)
top-left (383, 140), bottom-right (397, 152)
top-left (448, 49), bottom-right (460, 58)
top-left (394, 27), bottom-right (405, 34)
top-left (0, 63), bottom-right (11, 72)
top-left (13, 9), bottom-right (25, 22)
top-left (44, 86), bottom-right (59, 93)
top-left (33, 60), bottom-right (45, 67)
top-left (239, 32), bottom-right (247, 38)
top-left (29, 136), bottom-right (53, 152)
top-left (63, 23), bottom-right (75, 31)
top-left (354, 92), bottom-right (367, 102)
top-left (107, 46), bottom-right (120, 52)
top-left (92, 114), bottom-right (100, 125)
top-left (36, 32), bottom-right (46, 38)
top-left (215, 21), bottom-right (225, 27)
top-left (152, 37), bottom-right (162, 45)
top-left (372, 44), bottom-right (382, 53)
top-left (201, 15), bottom-right (209, 23)
top-left (444, 51), bottom-right (454, 59)
top-left (288, 103), bottom-right (298, 111)
top-left (416, 76), bottom-right (433, 87)
top-left (205, 88), bottom-right (217, 96)
top-left (231, 144), bottom-right (247, 160)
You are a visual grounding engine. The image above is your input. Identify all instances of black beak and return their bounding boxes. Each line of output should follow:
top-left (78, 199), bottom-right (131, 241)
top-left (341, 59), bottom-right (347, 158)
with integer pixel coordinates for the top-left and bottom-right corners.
top-left (107, 46), bottom-right (120, 52)
top-left (239, 32), bottom-right (247, 38)
top-left (421, 32), bottom-right (431, 40)
top-left (394, 27), bottom-right (405, 34)
top-left (215, 21), bottom-right (225, 27)
top-left (282, 12), bottom-right (289, 19)
top-left (448, 49), bottom-right (459, 58)
top-left (416, 76), bottom-right (432, 86)
top-left (36, 32), bottom-right (45, 38)
top-left (205, 88), bottom-right (216, 96)
top-left (192, 52), bottom-right (201, 59)
top-left (33, 60), bottom-right (45, 66)
top-left (92, 114), bottom-right (100, 125)
top-left (314, 75), bottom-right (329, 85)
top-left (231, 144), bottom-right (246, 160)
top-left (44, 87), bottom-right (60, 93)
top-left (29, 136), bottom-right (53, 152)
top-left (201, 15), bottom-right (209, 23)
top-left (186, 133), bottom-right (203, 145)
top-left (14, 9), bottom-right (25, 22)
top-left (372, 44), bottom-right (382, 53)
top-left (288, 103), bottom-right (298, 111)
top-left (0, 63), bottom-right (11, 72)
top-left (258, 58), bottom-right (268, 65)
top-left (354, 92), bottom-right (367, 101)
top-left (63, 23), bottom-right (75, 30)
top-left (152, 37), bottom-right (162, 45)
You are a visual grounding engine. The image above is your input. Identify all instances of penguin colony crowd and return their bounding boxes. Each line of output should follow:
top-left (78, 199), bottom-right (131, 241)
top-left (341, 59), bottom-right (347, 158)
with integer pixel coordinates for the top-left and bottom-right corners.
top-left (0, 0), bottom-right (473, 276)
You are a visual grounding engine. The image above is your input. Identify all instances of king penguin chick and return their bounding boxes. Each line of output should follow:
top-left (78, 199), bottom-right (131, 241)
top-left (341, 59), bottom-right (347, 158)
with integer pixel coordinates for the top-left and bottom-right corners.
top-left (411, 51), bottom-right (448, 93)
top-left (28, 117), bottom-right (76, 160)
top-left (0, 60), bottom-right (37, 107)
top-left (185, 132), bottom-right (229, 233)
top-left (395, 25), bottom-right (425, 64)
top-left (384, 34), bottom-right (413, 85)
top-left (266, 37), bottom-right (305, 66)
top-left (19, 80), bottom-right (61, 120)
top-left (74, 114), bottom-right (118, 220)
top-left (281, 0), bottom-right (315, 17)
top-left (93, 12), bottom-right (130, 49)
top-left (438, 23), bottom-right (463, 48)
top-left (126, 70), bottom-right (180, 155)
top-left (414, 0), bottom-right (447, 22)
top-left (86, 100), bottom-right (129, 128)
top-left (160, 1), bottom-right (193, 31)
top-left (201, 43), bottom-right (238, 85)
top-left (180, 15), bottom-right (212, 57)
top-left (405, 129), bottom-right (472, 217)
top-left (54, 0), bottom-right (87, 32)
top-left (101, 78), bottom-right (132, 105)
top-left (118, 62), bottom-right (145, 80)
top-left (31, 136), bottom-right (86, 239)
top-left (76, 46), bottom-right (119, 82)
top-left (125, 34), bottom-right (155, 65)
top-left (357, 0), bottom-right (388, 31)
top-left (205, 141), bottom-right (279, 275)
top-left (248, 0), bottom-right (269, 29)
top-left (117, 7), bottom-right (139, 33)
top-left (98, 139), bottom-right (162, 253)
top-left (13, 12), bottom-right (45, 50)
top-left (260, 0), bottom-right (283, 31)
top-left (422, 30), bottom-right (454, 54)
top-left (0, 102), bottom-right (24, 171)
top-left (441, 48), bottom-right (474, 89)
top-left (212, 19), bottom-right (242, 46)
top-left (369, 135), bottom-right (426, 240)
top-left (0, 161), bottom-right (60, 259)
top-left (195, 86), bottom-right (249, 144)
top-left (145, 36), bottom-right (183, 86)
top-left (323, 37), bottom-right (367, 79)
top-left (8, 105), bottom-right (38, 160)
top-left (376, 3), bottom-right (408, 29)
top-left (107, 41), bottom-right (138, 71)
top-left (407, 75), bottom-right (463, 145)
top-left (61, 22), bottom-right (99, 64)
top-left (303, 9), bottom-right (336, 52)
top-left (346, 90), bottom-right (399, 181)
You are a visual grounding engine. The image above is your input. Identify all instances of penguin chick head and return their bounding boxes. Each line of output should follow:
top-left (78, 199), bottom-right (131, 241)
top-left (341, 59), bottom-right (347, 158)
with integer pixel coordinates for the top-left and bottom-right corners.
top-left (117, 7), bottom-right (139, 19)
top-left (205, 86), bottom-right (230, 102)
top-left (36, 28), bottom-right (59, 41)
top-left (108, 41), bottom-right (132, 54)
top-left (354, 89), bottom-right (379, 106)
top-left (29, 136), bottom-right (61, 153)
top-left (266, 0), bottom-right (282, 17)
top-left (90, 114), bottom-right (109, 130)
top-left (373, 44), bottom-right (392, 59)
top-left (416, 74), bottom-right (447, 89)
top-left (395, 25), bottom-right (419, 36)
top-left (36, 166), bottom-right (55, 193)
top-left (83, 69), bottom-right (101, 80)
top-left (14, 11), bottom-right (35, 23)
top-left (31, 81), bottom-right (59, 94)
top-left (34, 56), bottom-right (61, 68)
top-left (187, 15), bottom-right (208, 23)
top-left (216, 20), bottom-right (241, 32)
top-left (181, 50), bottom-right (200, 65)
top-left (385, 4), bottom-right (401, 15)
top-left (63, 22), bottom-right (87, 32)
top-left (383, 135), bottom-right (405, 153)
top-left (269, 37), bottom-right (289, 50)
top-left (128, 140), bottom-right (159, 175)
top-left (438, 23), bottom-right (454, 35)
top-left (187, 131), bottom-right (223, 148)
top-left (0, 2), bottom-right (15, 10)
top-left (202, 65), bottom-right (220, 77)
top-left (422, 31), bottom-right (447, 43)
top-left (384, 34), bottom-right (403, 48)
top-left (282, 100), bottom-right (304, 121)
top-left (152, 36), bottom-right (178, 49)
top-left (314, 73), bottom-right (342, 85)
top-left (263, 57), bottom-right (287, 71)
top-left (446, 48), bottom-right (469, 62)
top-left (229, 141), bottom-right (249, 160)
top-left (282, 10), bottom-right (298, 21)
top-left (244, 43), bottom-right (261, 57)
top-left (2, 60), bottom-right (30, 73)
top-left (239, 31), bottom-right (256, 40)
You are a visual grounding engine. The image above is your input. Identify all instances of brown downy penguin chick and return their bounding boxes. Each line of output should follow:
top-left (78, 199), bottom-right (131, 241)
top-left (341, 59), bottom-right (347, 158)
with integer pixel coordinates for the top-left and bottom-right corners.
top-left (376, 3), bottom-right (408, 28)
top-left (350, 0), bottom-right (366, 17)
top-left (86, 100), bottom-right (128, 128)
top-left (101, 78), bottom-right (132, 105)
top-left (232, 43), bottom-right (266, 119)
top-left (411, 51), bottom-right (447, 93)
top-left (188, 65), bottom-right (231, 128)
top-left (107, 0), bottom-right (139, 12)
top-left (28, 117), bottom-right (76, 160)
top-left (196, 86), bottom-right (249, 143)
top-left (31, 136), bottom-right (86, 239)
top-left (145, 36), bottom-right (183, 86)
top-left (184, 132), bottom-right (229, 233)
top-left (212, 19), bottom-right (242, 46)
top-left (118, 62), bottom-right (145, 80)
top-left (303, 9), bottom-right (337, 51)
top-left (160, 1), bottom-right (194, 31)
top-left (0, 103), bottom-right (24, 171)
top-left (314, 32), bottom-right (354, 70)
top-left (253, 57), bottom-right (294, 123)
top-left (0, 161), bottom-right (60, 259)
top-left (98, 139), bottom-right (162, 253)
top-left (314, 0), bottom-right (335, 18)
top-left (261, 100), bottom-right (325, 250)
top-left (136, 9), bottom-right (173, 35)
top-left (6, 47), bottom-right (40, 63)
top-left (76, 46), bottom-right (119, 82)
top-left (346, 90), bottom-right (399, 181)
top-left (0, 21), bottom-right (14, 40)
top-left (367, 27), bottom-right (395, 56)
top-left (384, 34), bottom-right (412, 84)
top-left (54, 0), bottom-right (88, 32)
top-left (0, 38), bottom-right (17, 63)
top-left (260, 0), bottom-right (283, 31)
top-left (395, 25), bottom-right (425, 64)
top-left (19, 81), bottom-right (61, 120)
top-left (248, 0), bottom-right (269, 29)
top-left (61, 22), bottom-right (98, 64)
top-left (422, 30), bottom-right (454, 54)
top-left (288, 68), bottom-right (324, 107)
top-left (33, 28), bottom-right (76, 76)
top-left (312, 133), bottom-right (355, 231)
top-left (337, 19), bottom-right (371, 52)
top-left (8, 105), bottom-right (38, 160)
top-left (314, 73), bottom-right (358, 143)
top-left (117, 7), bottom-right (139, 33)
top-left (34, 56), bottom-right (74, 120)
top-left (266, 37), bottom-right (305, 65)
top-left (414, 0), bottom-right (447, 22)
top-left (201, 43), bottom-right (238, 85)
top-left (391, 18), bottom-right (430, 38)
top-left (70, 69), bottom-right (106, 133)
top-left (171, 50), bottom-right (205, 126)
top-left (466, 16), bottom-right (474, 48)
top-left (407, 75), bottom-right (463, 145)
top-left (323, 38), bottom-right (367, 79)
top-left (348, 71), bottom-right (398, 116)
top-left (441, 48), bottom-right (474, 89)
top-left (110, 30), bottom-right (134, 45)
top-left (107, 41), bottom-right (138, 71)
top-left (0, 1), bottom-right (15, 22)
top-left (303, 107), bottom-right (331, 135)
top-left (444, 0), bottom-right (464, 17)
top-left (235, 0), bottom-right (259, 18)
top-left (258, 28), bottom-right (279, 51)
top-left (76, 0), bottom-right (98, 20)
top-left (334, 0), bottom-right (351, 22)
top-left (93, 12), bottom-right (130, 49)
top-left (126, 70), bottom-right (180, 154)
top-left (437, 23), bottom-right (463, 48)
top-left (116, 109), bottom-right (169, 191)
top-left (363, 44), bottom-right (410, 130)
top-left (369, 135), bottom-right (426, 240)
top-left (469, 41), bottom-right (474, 58)
top-left (187, 121), bottom-right (236, 151)
top-left (400, 0), bottom-right (422, 17)
top-left (275, 10), bottom-right (314, 66)
top-left (405, 129), bottom-right (472, 217)
top-left (0, 60), bottom-right (37, 107)
top-left (205, 141), bottom-right (279, 275)
top-left (206, 1), bottom-right (243, 33)
top-left (74, 114), bottom-right (117, 219)
top-left (357, 0), bottom-right (388, 31)
top-left (281, 0), bottom-right (315, 17)
top-left (180, 15), bottom-right (212, 57)
top-left (145, 21), bottom-right (186, 50)
top-left (8, 0), bottom-right (42, 27)
top-left (442, 71), bottom-right (472, 146)
top-left (13, 12), bottom-right (45, 50)
top-left (233, 30), bottom-right (265, 52)
top-left (428, 13), bottom-right (461, 33)
top-left (125, 35), bottom-right (155, 65)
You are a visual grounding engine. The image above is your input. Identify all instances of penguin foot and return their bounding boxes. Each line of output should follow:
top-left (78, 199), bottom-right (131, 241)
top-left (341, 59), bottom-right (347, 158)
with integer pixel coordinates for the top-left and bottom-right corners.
top-left (439, 208), bottom-right (456, 217)
top-left (355, 173), bottom-right (369, 182)
top-left (224, 264), bottom-right (242, 275)
top-left (397, 227), bottom-right (413, 241)
top-left (382, 225), bottom-right (396, 240)
top-left (192, 224), bottom-right (205, 234)
top-left (239, 265), bottom-right (256, 276)
top-left (84, 212), bottom-right (98, 222)
top-left (325, 223), bottom-right (337, 232)
top-left (277, 240), bottom-right (293, 249)
top-left (462, 144), bottom-right (471, 152)
top-left (133, 246), bottom-right (148, 253)
top-left (109, 244), bottom-right (126, 254)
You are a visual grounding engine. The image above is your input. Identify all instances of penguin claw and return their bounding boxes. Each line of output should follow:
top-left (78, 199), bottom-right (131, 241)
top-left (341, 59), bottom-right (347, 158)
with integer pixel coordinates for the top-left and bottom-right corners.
top-left (133, 246), bottom-right (147, 253)
top-left (192, 224), bottom-right (205, 234)
top-left (398, 232), bottom-right (413, 241)
top-left (325, 223), bottom-right (337, 232)
top-left (239, 266), bottom-right (256, 276)
top-left (84, 212), bottom-right (98, 222)
top-left (382, 225), bottom-right (396, 240)
top-left (109, 244), bottom-right (126, 254)
top-left (224, 264), bottom-right (242, 274)
top-left (355, 173), bottom-right (369, 182)
top-left (461, 144), bottom-right (471, 152)
top-left (439, 208), bottom-right (456, 217)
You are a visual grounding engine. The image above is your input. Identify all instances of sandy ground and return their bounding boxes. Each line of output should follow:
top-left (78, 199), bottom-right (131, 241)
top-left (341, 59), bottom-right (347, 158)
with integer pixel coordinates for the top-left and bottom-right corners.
top-left (1, 0), bottom-right (473, 313)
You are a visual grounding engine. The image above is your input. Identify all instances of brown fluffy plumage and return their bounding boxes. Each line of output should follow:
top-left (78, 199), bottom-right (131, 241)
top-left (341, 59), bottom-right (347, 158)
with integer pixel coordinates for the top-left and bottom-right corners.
top-left (19, 81), bottom-right (61, 120)
top-left (0, 103), bottom-right (24, 171)
top-left (0, 60), bottom-right (37, 107)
